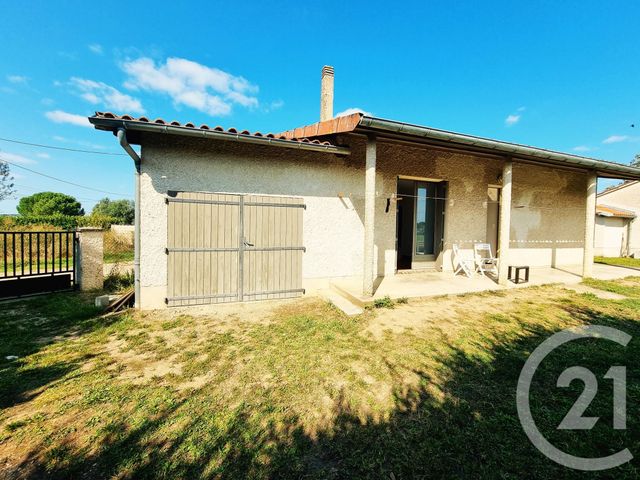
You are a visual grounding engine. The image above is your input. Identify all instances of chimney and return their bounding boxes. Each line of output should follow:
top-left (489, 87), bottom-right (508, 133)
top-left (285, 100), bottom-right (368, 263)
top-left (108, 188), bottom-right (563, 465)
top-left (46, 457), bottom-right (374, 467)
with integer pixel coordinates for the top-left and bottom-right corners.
top-left (320, 65), bottom-right (334, 122)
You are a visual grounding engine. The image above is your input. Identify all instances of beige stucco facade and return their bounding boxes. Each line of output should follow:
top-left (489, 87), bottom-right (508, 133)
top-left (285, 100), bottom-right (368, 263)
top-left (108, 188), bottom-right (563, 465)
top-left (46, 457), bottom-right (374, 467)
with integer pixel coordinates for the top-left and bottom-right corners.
top-left (597, 182), bottom-right (640, 256)
top-left (594, 216), bottom-right (630, 257)
top-left (136, 133), bottom-right (590, 309)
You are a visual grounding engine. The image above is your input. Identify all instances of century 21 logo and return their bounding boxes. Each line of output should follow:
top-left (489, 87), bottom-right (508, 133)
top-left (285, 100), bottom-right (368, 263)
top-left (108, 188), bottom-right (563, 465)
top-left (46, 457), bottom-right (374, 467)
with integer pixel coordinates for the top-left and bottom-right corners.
top-left (516, 325), bottom-right (632, 471)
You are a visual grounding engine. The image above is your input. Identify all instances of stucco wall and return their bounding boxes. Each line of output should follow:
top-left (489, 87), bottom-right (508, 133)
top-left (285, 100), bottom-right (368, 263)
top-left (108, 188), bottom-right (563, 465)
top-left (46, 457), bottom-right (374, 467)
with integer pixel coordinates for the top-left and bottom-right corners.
top-left (509, 163), bottom-right (587, 266)
top-left (368, 142), bottom-right (587, 273)
top-left (369, 140), bottom-right (505, 275)
top-left (595, 216), bottom-right (629, 257)
top-left (598, 182), bottom-right (640, 256)
top-left (138, 135), bottom-right (368, 308)
top-left (137, 133), bottom-right (589, 308)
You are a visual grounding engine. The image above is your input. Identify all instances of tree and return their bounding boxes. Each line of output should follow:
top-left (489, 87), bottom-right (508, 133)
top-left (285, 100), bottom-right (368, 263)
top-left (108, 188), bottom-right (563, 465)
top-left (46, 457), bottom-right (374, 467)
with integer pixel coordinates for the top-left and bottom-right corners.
top-left (17, 192), bottom-right (84, 216)
top-left (632, 154), bottom-right (640, 168)
top-left (91, 198), bottom-right (135, 224)
top-left (0, 161), bottom-right (15, 201)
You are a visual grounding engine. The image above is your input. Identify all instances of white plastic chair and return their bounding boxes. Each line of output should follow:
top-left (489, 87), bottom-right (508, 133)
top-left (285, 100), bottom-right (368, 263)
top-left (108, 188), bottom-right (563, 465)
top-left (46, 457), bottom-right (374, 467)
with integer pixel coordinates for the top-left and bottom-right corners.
top-left (452, 244), bottom-right (474, 277)
top-left (474, 243), bottom-right (498, 276)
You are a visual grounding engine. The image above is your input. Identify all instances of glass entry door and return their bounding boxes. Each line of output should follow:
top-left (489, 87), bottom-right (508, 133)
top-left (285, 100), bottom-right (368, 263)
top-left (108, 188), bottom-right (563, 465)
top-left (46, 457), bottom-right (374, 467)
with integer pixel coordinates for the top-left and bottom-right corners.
top-left (414, 183), bottom-right (436, 258)
top-left (396, 178), bottom-right (446, 270)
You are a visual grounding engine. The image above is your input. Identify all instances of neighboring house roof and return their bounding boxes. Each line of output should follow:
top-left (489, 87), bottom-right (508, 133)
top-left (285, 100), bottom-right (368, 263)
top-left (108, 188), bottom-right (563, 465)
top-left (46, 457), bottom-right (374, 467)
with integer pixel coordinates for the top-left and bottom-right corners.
top-left (598, 180), bottom-right (639, 197)
top-left (596, 204), bottom-right (636, 218)
top-left (88, 112), bottom-right (350, 155)
top-left (280, 113), bottom-right (640, 180)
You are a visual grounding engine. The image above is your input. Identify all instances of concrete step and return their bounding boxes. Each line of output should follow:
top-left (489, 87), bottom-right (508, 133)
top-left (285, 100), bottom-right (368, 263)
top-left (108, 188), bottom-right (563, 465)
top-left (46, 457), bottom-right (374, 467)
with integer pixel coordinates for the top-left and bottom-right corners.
top-left (397, 263), bottom-right (439, 274)
top-left (320, 289), bottom-right (364, 316)
top-left (329, 282), bottom-right (370, 308)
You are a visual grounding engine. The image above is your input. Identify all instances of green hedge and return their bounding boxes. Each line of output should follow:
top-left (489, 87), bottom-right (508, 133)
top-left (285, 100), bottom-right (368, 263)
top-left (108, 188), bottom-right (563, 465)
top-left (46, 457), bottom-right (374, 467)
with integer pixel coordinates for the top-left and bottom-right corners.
top-left (8, 214), bottom-right (117, 230)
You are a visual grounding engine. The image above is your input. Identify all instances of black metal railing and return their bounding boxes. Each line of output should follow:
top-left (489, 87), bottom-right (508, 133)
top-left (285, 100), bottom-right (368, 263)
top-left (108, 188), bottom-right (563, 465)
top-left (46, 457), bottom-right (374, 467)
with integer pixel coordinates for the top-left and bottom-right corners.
top-left (0, 231), bottom-right (77, 282)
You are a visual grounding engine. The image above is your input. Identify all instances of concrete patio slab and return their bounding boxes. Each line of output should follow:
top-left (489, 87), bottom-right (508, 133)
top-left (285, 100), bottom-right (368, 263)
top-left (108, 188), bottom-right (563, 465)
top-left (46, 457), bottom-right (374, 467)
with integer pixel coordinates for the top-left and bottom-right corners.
top-left (331, 263), bottom-right (640, 306)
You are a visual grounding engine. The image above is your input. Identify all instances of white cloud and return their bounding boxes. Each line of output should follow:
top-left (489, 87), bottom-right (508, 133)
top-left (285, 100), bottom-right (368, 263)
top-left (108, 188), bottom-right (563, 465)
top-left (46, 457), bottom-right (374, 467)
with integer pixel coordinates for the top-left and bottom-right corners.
top-left (88, 44), bottom-right (103, 55)
top-left (69, 77), bottom-right (144, 113)
top-left (0, 152), bottom-right (37, 165)
top-left (572, 145), bottom-right (591, 152)
top-left (7, 75), bottom-right (28, 84)
top-left (505, 114), bottom-right (521, 126)
top-left (121, 57), bottom-right (259, 116)
top-left (36, 152), bottom-right (51, 159)
top-left (41, 98), bottom-right (55, 106)
top-left (603, 135), bottom-right (629, 144)
top-left (268, 99), bottom-right (284, 111)
top-left (45, 110), bottom-right (91, 128)
top-left (335, 107), bottom-right (372, 118)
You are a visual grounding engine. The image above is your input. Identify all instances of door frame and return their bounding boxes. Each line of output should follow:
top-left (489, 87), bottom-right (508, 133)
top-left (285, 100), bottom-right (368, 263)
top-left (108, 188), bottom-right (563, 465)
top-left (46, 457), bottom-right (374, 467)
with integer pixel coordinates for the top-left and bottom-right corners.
top-left (396, 176), bottom-right (447, 270)
top-left (486, 185), bottom-right (502, 256)
top-left (412, 181), bottom-right (436, 262)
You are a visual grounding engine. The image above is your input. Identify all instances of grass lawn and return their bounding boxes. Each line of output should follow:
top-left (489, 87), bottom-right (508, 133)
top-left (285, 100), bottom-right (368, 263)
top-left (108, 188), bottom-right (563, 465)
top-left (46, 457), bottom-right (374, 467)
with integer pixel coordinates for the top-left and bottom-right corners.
top-left (103, 251), bottom-right (134, 264)
top-left (0, 259), bottom-right (73, 277)
top-left (1, 280), bottom-right (640, 478)
top-left (595, 256), bottom-right (640, 269)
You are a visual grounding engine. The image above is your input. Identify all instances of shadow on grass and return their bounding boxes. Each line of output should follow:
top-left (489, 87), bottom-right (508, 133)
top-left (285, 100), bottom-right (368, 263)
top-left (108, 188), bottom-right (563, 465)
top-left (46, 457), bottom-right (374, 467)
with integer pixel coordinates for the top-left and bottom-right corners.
top-left (7, 298), bottom-right (640, 479)
top-left (0, 293), bottom-right (109, 409)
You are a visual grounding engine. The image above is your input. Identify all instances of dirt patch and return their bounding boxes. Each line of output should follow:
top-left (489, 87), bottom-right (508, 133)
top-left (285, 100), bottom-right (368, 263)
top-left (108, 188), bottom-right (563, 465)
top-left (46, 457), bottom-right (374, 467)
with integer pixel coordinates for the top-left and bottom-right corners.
top-left (103, 337), bottom-right (180, 384)
top-left (102, 298), bottom-right (323, 388)
top-left (363, 286), bottom-right (563, 340)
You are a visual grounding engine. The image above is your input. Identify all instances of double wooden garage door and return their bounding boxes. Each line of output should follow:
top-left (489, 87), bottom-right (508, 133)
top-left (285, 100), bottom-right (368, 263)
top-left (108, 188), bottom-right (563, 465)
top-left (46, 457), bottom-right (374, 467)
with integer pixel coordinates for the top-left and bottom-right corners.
top-left (166, 191), bottom-right (305, 306)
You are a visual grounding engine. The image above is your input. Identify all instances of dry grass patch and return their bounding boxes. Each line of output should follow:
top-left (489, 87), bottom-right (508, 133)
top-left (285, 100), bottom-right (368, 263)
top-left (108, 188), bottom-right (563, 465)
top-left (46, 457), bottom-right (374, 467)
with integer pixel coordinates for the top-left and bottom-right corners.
top-left (1, 281), bottom-right (640, 478)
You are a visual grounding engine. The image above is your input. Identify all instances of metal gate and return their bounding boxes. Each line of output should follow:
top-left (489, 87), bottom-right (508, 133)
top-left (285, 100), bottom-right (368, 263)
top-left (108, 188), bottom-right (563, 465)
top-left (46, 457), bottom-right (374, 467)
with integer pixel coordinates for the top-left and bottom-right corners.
top-left (0, 231), bottom-right (77, 299)
top-left (166, 191), bottom-right (305, 306)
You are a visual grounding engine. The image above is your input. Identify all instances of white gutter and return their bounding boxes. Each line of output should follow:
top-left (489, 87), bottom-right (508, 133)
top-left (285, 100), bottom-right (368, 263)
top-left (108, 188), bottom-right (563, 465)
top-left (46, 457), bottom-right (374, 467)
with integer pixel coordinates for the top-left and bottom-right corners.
top-left (358, 116), bottom-right (640, 180)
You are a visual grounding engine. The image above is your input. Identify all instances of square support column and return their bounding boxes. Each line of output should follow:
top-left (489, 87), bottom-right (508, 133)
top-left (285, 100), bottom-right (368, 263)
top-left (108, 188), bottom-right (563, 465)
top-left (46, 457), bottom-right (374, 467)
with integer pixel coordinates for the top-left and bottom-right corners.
top-left (363, 135), bottom-right (377, 296)
top-left (77, 228), bottom-right (104, 291)
top-left (582, 172), bottom-right (597, 278)
top-left (497, 160), bottom-right (513, 285)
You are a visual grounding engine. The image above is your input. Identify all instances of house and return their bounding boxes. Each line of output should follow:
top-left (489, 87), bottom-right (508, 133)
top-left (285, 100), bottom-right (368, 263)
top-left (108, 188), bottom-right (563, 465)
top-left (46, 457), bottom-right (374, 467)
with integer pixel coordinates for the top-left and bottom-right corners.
top-left (89, 66), bottom-right (640, 309)
top-left (596, 181), bottom-right (640, 257)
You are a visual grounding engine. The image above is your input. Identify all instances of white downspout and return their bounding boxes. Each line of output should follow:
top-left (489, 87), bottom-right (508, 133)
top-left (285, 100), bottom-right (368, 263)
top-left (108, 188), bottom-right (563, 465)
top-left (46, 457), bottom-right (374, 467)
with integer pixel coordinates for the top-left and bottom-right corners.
top-left (117, 128), bottom-right (141, 308)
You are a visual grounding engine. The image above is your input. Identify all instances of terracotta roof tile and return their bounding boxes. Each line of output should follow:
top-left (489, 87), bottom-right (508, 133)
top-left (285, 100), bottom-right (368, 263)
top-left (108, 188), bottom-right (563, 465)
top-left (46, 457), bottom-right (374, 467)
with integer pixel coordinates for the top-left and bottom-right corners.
top-left (91, 112), bottom-right (334, 146)
top-left (279, 112), bottom-right (363, 139)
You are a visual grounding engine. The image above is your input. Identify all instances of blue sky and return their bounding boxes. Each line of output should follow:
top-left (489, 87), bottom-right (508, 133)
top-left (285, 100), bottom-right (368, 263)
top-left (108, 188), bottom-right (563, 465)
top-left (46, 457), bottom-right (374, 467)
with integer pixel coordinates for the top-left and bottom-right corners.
top-left (1, 1), bottom-right (639, 213)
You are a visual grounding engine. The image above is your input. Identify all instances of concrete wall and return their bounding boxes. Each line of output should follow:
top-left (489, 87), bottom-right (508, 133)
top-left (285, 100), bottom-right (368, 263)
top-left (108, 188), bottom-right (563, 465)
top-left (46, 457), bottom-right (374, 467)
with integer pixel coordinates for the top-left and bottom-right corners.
top-left (137, 133), bottom-right (589, 308)
top-left (597, 182), bottom-right (640, 256)
top-left (78, 228), bottom-right (104, 291)
top-left (594, 216), bottom-right (629, 257)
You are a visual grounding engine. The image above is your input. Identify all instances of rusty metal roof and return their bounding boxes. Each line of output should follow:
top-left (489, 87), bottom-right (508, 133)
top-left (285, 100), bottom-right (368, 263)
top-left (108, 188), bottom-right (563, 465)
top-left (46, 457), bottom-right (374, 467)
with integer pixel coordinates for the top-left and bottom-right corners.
top-left (596, 204), bottom-right (636, 218)
top-left (89, 112), bottom-right (350, 155)
top-left (280, 113), bottom-right (640, 180)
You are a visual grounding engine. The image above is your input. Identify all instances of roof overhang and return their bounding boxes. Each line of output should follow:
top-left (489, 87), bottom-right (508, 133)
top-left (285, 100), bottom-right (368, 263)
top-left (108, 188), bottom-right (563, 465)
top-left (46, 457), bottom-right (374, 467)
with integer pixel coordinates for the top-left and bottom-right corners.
top-left (281, 114), bottom-right (640, 180)
top-left (596, 204), bottom-right (637, 219)
top-left (88, 114), bottom-right (351, 156)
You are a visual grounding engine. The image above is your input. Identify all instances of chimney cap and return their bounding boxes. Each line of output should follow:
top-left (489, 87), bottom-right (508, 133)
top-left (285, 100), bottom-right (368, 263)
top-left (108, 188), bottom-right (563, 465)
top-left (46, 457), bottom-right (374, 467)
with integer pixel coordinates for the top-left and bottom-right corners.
top-left (321, 65), bottom-right (334, 77)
